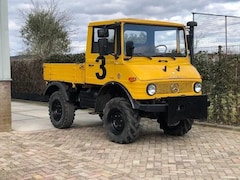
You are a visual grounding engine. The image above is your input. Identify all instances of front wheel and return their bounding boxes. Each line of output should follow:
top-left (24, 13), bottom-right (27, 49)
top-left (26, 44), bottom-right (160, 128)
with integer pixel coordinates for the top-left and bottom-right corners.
top-left (159, 118), bottom-right (193, 136)
top-left (49, 91), bottom-right (75, 129)
top-left (103, 97), bottom-right (140, 144)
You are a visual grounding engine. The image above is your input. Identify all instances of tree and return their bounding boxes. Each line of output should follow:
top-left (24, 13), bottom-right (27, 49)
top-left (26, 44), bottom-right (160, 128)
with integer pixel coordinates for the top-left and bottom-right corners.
top-left (20, 0), bottom-right (71, 59)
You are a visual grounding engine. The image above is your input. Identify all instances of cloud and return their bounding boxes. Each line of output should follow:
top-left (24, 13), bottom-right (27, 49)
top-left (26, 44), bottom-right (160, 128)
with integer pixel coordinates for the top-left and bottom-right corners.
top-left (8, 20), bottom-right (20, 31)
top-left (7, 0), bottom-right (240, 55)
top-left (204, 1), bottom-right (240, 15)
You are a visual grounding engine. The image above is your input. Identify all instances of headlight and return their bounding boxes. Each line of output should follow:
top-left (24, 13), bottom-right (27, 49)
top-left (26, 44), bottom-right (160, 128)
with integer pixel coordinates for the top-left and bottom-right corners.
top-left (194, 82), bottom-right (202, 93)
top-left (147, 84), bottom-right (156, 96)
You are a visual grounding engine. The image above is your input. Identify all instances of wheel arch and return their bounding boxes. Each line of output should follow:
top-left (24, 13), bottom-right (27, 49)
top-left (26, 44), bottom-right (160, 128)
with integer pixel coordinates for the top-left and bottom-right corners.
top-left (95, 82), bottom-right (136, 113)
top-left (44, 81), bottom-right (70, 101)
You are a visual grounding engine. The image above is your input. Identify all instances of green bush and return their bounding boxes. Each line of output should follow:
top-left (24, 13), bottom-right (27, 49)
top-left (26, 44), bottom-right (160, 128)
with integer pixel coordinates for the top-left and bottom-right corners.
top-left (45, 53), bottom-right (85, 63)
top-left (195, 49), bottom-right (240, 125)
top-left (11, 56), bottom-right (46, 100)
top-left (11, 53), bottom-right (86, 101)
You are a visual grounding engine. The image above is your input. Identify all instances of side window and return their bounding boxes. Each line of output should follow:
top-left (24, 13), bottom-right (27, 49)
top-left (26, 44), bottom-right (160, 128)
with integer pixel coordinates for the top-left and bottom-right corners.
top-left (91, 27), bottom-right (115, 53)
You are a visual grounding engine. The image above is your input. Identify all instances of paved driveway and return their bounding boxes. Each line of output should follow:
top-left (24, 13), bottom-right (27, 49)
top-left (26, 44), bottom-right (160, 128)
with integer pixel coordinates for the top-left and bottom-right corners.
top-left (0, 100), bottom-right (240, 179)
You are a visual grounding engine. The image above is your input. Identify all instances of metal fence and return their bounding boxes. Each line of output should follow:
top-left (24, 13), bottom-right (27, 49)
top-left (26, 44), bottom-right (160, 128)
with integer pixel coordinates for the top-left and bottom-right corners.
top-left (192, 12), bottom-right (240, 54)
top-left (191, 13), bottom-right (240, 124)
top-left (196, 45), bottom-right (240, 55)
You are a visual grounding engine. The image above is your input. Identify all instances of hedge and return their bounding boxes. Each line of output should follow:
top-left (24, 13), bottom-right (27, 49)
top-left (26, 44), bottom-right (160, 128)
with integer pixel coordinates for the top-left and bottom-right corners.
top-left (11, 56), bottom-right (46, 101)
top-left (11, 53), bottom-right (85, 101)
top-left (195, 49), bottom-right (240, 125)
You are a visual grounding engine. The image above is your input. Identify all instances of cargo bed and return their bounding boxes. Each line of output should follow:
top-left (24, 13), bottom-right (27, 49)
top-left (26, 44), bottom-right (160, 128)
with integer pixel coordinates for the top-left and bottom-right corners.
top-left (43, 63), bottom-right (85, 84)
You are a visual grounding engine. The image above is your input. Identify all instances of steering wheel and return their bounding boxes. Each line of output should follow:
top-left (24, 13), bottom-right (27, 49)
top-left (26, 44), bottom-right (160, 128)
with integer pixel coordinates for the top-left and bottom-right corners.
top-left (155, 45), bottom-right (167, 53)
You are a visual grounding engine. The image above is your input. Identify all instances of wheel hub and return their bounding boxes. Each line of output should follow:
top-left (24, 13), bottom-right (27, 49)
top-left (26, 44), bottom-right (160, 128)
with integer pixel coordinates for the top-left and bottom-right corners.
top-left (52, 100), bottom-right (62, 121)
top-left (111, 111), bottom-right (124, 132)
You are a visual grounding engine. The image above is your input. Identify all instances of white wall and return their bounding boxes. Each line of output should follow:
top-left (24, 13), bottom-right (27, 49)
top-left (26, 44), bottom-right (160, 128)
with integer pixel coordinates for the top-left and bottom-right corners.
top-left (0, 0), bottom-right (11, 81)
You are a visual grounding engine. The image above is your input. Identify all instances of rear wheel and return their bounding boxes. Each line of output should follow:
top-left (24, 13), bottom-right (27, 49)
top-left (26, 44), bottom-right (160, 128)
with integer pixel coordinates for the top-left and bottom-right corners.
top-left (49, 91), bottom-right (75, 129)
top-left (159, 117), bottom-right (193, 136)
top-left (103, 97), bottom-right (140, 144)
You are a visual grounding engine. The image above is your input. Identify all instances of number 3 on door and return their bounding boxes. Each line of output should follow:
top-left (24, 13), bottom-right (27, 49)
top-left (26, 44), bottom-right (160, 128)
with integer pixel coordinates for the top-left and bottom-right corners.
top-left (96, 56), bottom-right (107, 79)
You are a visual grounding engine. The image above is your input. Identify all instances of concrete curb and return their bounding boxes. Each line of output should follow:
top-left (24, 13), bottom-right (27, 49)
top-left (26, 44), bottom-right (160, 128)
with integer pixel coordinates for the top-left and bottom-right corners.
top-left (194, 121), bottom-right (240, 132)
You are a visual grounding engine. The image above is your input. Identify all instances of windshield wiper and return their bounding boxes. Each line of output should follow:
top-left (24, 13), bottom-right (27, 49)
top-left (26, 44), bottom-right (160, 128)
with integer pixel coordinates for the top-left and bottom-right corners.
top-left (124, 56), bottom-right (132, 61)
top-left (168, 55), bottom-right (176, 60)
top-left (134, 53), bottom-right (152, 60)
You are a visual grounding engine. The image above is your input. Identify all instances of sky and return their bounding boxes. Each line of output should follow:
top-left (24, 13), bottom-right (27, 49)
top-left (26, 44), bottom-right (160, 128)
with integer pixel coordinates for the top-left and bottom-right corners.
top-left (7, 0), bottom-right (240, 56)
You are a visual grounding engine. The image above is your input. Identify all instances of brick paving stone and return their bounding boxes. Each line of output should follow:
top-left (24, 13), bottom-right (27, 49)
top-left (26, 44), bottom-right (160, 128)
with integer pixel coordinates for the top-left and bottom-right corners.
top-left (0, 119), bottom-right (240, 179)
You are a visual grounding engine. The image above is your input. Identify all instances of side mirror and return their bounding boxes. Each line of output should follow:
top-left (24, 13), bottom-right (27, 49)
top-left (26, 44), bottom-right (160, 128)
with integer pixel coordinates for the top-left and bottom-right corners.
top-left (126, 41), bottom-right (134, 56)
top-left (98, 38), bottom-right (109, 56)
top-left (98, 28), bottom-right (109, 38)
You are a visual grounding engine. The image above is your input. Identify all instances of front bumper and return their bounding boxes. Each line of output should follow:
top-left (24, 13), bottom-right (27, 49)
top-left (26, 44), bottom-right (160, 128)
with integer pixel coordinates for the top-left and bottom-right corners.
top-left (134, 95), bottom-right (209, 125)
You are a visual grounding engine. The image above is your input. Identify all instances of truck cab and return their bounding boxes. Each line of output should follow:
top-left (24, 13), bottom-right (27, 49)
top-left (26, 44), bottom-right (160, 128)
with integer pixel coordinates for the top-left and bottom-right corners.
top-left (43, 18), bottom-right (208, 144)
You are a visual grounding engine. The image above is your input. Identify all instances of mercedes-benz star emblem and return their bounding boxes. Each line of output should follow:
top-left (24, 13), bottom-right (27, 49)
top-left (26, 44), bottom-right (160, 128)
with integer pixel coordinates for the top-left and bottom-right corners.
top-left (170, 83), bottom-right (179, 93)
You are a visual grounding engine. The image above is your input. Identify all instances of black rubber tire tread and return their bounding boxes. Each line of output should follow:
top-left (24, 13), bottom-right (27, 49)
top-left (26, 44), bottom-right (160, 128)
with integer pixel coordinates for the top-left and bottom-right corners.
top-left (103, 97), bottom-right (140, 144)
top-left (97, 94), bottom-right (112, 120)
top-left (160, 119), bottom-right (193, 136)
top-left (49, 91), bottom-right (75, 129)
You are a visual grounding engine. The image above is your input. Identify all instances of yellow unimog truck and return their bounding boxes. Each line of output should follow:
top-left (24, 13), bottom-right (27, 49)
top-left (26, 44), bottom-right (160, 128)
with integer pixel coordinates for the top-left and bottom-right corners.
top-left (43, 18), bottom-right (208, 144)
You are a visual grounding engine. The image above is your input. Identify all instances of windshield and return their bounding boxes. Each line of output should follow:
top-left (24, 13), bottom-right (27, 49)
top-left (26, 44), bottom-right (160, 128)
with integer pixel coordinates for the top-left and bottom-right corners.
top-left (124, 23), bottom-right (187, 59)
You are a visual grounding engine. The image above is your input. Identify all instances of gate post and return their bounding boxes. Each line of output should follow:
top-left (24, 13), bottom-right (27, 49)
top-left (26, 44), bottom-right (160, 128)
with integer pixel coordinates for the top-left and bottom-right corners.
top-left (0, 0), bottom-right (12, 132)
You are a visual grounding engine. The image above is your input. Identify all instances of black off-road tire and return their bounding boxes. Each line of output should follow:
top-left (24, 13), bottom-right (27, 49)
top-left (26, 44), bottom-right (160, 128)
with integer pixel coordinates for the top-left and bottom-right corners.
top-left (160, 119), bottom-right (193, 136)
top-left (49, 91), bottom-right (75, 129)
top-left (97, 94), bottom-right (112, 121)
top-left (103, 97), bottom-right (140, 144)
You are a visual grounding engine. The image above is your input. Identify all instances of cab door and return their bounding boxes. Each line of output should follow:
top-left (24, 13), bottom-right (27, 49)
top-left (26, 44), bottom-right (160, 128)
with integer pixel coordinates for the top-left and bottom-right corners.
top-left (85, 27), bottom-right (116, 85)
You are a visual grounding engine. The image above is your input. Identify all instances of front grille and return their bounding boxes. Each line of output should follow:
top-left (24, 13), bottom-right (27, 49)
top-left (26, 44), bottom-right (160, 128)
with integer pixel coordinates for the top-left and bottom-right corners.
top-left (156, 82), bottom-right (193, 94)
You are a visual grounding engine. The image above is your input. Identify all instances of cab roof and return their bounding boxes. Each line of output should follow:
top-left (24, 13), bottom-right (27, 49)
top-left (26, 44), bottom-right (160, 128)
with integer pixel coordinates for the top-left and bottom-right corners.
top-left (88, 18), bottom-right (185, 27)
